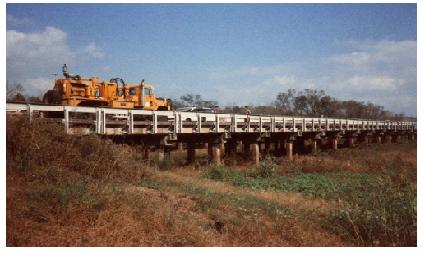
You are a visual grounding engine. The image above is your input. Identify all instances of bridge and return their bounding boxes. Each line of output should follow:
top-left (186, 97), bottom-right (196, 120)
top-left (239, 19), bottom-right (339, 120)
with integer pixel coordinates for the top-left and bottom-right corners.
top-left (7, 103), bottom-right (417, 165)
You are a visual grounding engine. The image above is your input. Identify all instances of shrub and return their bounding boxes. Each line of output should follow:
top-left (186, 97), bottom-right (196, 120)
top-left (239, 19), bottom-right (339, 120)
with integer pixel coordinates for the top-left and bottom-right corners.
top-left (203, 164), bottom-right (228, 181)
top-left (248, 157), bottom-right (277, 178)
top-left (6, 116), bottom-right (145, 183)
top-left (323, 177), bottom-right (416, 246)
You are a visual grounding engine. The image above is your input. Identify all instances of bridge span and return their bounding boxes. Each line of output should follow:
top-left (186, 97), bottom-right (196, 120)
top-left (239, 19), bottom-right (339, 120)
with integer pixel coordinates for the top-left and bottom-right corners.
top-left (7, 103), bottom-right (417, 165)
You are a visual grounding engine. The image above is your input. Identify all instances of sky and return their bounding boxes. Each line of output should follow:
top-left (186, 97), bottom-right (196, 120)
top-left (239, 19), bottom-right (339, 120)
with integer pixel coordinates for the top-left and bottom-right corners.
top-left (6, 3), bottom-right (417, 116)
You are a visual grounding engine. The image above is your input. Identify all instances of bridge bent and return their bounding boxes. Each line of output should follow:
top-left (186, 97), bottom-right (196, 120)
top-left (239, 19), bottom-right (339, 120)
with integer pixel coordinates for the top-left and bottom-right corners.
top-left (7, 103), bottom-right (417, 165)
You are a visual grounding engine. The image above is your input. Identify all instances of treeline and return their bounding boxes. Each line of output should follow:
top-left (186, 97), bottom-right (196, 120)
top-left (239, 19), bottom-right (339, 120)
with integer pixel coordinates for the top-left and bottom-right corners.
top-left (173, 89), bottom-right (411, 121)
top-left (6, 81), bottom-right (42, 103)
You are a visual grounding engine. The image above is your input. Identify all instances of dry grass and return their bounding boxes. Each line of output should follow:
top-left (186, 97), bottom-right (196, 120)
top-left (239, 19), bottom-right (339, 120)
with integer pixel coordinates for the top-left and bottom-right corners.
top-left (6, 116), bottom-right (416, 246)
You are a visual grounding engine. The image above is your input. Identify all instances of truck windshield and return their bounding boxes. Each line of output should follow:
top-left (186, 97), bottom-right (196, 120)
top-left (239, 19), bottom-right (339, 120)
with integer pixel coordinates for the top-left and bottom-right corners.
top-left (129, 88), bottom-right (137, 95)
top-left (144, 88), bottom-right (152, 95)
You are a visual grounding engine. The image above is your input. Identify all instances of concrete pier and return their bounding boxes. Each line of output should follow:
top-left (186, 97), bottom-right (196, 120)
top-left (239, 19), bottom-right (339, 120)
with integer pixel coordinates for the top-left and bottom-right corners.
top-left (211, 144), bottom-right (221, 165)
top-left (348, 137), bottom-right (354, 148)
top-left (331, 137), bottom-right (338, 150)
top-left (385, 135), bottom-right (392, 144)
top-left (376, 136), bottom-right (382, 144)
top-left (250, 143), bottom-right (260, 165)
top-left (178, 142), bottom-right (184, 151)
top-left (312, 139), bottom-right (318, 155)
top-left (157, 146), bottom-right (165, 162)
top-left (285, 141), bottom-right (293, 161)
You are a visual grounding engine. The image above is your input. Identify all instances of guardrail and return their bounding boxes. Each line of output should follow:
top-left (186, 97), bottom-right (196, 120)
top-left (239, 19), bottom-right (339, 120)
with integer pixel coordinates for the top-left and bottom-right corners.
top-left (6, 103), bottom-right (417, 135)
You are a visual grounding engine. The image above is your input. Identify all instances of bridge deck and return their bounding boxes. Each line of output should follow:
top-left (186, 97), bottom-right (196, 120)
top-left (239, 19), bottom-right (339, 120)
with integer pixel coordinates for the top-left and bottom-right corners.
top-left (6, 103), bottom-right (416, 136)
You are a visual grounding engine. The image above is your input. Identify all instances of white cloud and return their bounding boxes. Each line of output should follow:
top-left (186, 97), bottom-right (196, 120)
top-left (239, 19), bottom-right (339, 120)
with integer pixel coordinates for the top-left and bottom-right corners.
top-left (6, 26), bottom-right (107, 95)
top-left (345, 75), bottom-right (403, 91)
top-left (7, 14), bottom-right (32, 26)
top-left (19, 77), bottom-right (53, 96)
top-left (205, 40), bottom-right (416, 115)
top-left (83, 42), bottom-right (105, 59)
top-left (7, 26), bottom-right (75, 79)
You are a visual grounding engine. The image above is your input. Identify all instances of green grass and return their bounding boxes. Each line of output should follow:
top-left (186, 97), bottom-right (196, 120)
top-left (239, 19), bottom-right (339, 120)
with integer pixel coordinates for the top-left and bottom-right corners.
top-left (202, 163), bottom-right (416, 246)
top-left (322, 176), bottom-right (416, 246)
top-left (202, 164), bottom-right (375, 200)
top-left (138, 176), bottom-right (291, 218)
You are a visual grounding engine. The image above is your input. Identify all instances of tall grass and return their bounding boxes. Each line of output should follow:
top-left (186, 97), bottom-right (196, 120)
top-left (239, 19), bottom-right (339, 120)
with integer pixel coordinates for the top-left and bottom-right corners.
top-left (6, 116), bottom-right (146, 183)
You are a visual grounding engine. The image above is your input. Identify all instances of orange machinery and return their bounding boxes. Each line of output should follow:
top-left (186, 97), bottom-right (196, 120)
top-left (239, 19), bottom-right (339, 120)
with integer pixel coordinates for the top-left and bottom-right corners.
top-left (43, 64), bottom-right (172, 110)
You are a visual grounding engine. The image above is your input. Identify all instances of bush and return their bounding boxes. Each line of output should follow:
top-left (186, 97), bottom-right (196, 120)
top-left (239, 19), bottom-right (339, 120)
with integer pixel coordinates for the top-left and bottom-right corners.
top-left (203, 164), bottom-right (228, 181)
top-left (323, 177), bottom-right (416, 246)
top-left (248, 157), bottom-right (277, 178)
top-left (6, 116), bottom-right (145, 183)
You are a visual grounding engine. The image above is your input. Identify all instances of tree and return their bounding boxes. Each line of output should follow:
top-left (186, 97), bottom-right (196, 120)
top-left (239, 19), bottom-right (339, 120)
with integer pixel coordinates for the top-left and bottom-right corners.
top-left (293, 95), bottom-right (308, 116)
top-left (275, 89), bottom-right (296, 114)
top-left (11, 93), bottom-right (26, 102)
top-left (7, 80), bottom-right (24, 101)
top-left (27, 96), bottom-right (42, 103)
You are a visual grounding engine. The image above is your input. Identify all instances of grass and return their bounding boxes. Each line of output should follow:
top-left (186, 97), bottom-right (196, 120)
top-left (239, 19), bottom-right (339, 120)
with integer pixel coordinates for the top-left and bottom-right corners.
top-left (203, 163), bottom-right (357, 199)
top-left (6, 116), bottom-right (416, 246)
top-left (139, 176), bottom-right (291, 218)
top-left (322, 176), bottom-right (416, 246)
top-left (201, 146), bottom-right (417, 246)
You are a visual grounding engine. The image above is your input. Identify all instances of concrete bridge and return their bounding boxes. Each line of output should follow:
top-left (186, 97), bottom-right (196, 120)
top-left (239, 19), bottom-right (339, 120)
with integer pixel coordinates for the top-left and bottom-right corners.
top-left (7, 103), bottom-right (417, 165)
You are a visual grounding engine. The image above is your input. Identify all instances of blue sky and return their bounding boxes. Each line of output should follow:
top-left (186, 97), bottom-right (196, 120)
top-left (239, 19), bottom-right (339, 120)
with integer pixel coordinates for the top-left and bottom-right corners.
top-left (6, 3), bottom-right (417, 116)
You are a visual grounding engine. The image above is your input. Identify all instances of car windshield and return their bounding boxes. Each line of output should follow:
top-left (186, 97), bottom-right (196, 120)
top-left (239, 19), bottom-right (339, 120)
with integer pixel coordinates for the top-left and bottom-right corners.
top-left (197, 108), bottom-right (214, 113)
top-left (176, 107), bottom-right (195, 112)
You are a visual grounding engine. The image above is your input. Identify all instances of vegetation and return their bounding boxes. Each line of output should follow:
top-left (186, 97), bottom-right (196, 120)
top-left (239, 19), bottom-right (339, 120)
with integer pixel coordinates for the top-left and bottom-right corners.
top-left (171, 89), bottom-right (412, 121)
top-left (7, 117), bottom-right (416, 246)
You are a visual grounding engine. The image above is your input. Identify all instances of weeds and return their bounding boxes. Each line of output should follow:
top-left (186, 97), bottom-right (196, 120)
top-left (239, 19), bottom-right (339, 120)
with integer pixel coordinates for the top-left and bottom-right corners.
top-left (323, 176), bottom-right (416, 246)
top-left (248, 157), bottom-right (277, 178)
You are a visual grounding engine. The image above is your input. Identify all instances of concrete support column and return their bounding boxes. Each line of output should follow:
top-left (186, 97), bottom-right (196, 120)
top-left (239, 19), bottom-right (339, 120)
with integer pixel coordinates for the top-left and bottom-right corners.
top-left (211, 144), bottom-right (221, 165)
top-left (385, 135), bottom-right (392, 144)
top-left (219, 142), bottom-right (225, 152)
top-left (411, 133), bottom-right (415, 141)
top-left (376, 136), bottom-right (382, 144)
top-left (157, 146), bottom-right (165, 163)
top-left (250, 143), bottom-right (260, 165)
top-left (178, 142), bottom-right (184, 151)
top-left (363, 136), bottom-right (369, 145)
top-left (285, 141), bottom-right (293, 161)
top-left (348, 137), bottom-right (354, 148)
top-left (312, 139), bottom-right (318, 155)
top-left (331, 137), bottom-right (338, 150)
top-left (187, 143), bottom-right (196, 164)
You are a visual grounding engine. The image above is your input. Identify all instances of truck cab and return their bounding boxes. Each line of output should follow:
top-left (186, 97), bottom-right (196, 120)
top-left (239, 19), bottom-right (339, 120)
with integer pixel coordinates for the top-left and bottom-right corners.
top-left (125, 83), bottom-right (171, 111)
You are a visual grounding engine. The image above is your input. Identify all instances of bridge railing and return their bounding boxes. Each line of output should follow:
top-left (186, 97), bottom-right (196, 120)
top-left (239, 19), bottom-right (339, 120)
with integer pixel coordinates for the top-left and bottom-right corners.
top-left (6, 103), bottom-right (417, 135)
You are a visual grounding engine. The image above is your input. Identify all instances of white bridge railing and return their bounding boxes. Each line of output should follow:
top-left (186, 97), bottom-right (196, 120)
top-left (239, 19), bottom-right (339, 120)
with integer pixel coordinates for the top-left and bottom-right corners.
top-left (6, 103), bottom-right (417, 135)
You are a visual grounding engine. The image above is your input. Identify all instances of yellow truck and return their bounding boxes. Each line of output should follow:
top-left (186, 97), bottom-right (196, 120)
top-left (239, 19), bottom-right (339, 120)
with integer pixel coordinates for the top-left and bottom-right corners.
top-left (43, 64), bottom-right (172, 110)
